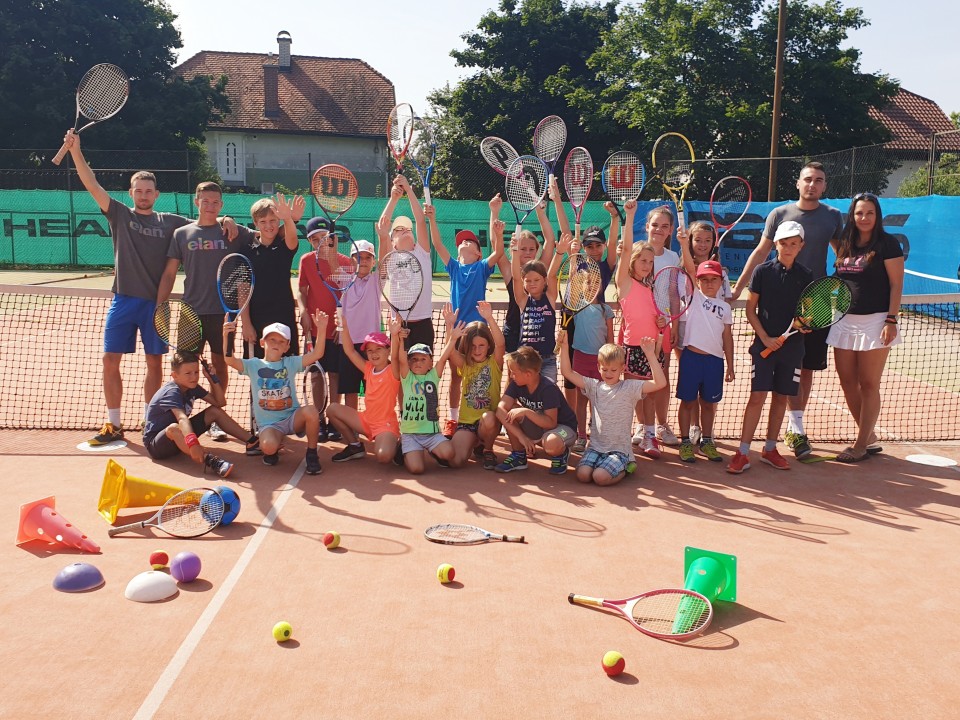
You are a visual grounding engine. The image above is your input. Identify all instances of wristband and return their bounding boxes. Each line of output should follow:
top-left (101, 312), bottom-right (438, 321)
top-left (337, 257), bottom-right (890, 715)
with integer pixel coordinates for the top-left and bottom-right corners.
top-left (886, 313), bottom-right (897, 320)
top-left (884, 318), bottom-right (897, 325)
top-left (184, 433), bottom-right (199, 448)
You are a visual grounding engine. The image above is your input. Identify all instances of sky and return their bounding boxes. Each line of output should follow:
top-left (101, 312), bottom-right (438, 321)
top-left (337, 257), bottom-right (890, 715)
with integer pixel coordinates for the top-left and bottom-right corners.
top-left (163, 0), bottom-right (960, 119)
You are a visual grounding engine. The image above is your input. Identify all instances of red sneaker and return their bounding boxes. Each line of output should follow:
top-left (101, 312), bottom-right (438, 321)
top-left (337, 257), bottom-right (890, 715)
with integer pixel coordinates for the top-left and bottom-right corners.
top-left (726, 451), bottom-right (751, 474)
top-left (443, 419), bottom-right (458, 438)
top-left (760, 448), bottom-right (790, 470)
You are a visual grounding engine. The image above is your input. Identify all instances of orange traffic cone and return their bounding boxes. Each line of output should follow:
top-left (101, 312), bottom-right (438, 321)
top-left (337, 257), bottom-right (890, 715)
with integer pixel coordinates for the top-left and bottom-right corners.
top-left (98, 459), bottom-right (184, 524)
top-left (17, 496), bottom-right (100, 553)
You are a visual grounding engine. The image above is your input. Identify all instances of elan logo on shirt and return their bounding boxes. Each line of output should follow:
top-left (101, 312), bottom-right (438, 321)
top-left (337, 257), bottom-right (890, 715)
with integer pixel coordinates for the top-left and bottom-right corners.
top-left (186, 236), bottom-right (228, 251)
top-left (128, 220), bottom-right (166, 238)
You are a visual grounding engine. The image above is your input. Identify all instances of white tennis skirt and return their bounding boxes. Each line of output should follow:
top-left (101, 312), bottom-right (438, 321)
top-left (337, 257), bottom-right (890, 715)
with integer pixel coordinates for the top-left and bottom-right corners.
top-left (827, 312), bottom-right (902, 351)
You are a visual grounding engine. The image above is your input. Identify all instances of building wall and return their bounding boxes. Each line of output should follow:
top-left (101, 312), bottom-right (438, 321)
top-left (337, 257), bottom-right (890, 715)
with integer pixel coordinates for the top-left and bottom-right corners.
top-left (885, 159), bottom-right (925, 197)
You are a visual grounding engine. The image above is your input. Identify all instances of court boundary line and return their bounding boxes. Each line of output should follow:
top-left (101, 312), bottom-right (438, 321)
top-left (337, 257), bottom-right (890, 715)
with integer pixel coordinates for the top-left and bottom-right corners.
top-left (133, 463), bottom-right (306, 720)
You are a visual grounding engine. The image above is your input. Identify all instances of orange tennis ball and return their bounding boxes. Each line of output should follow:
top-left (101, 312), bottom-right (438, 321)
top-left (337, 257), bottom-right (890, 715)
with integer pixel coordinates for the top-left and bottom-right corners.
top-left (437, 563), bottom-right (455, 584)
top-left (323, 531), bottom-right (340, 549)
top-left (602, 650), bottom-right (625, 676)
top-left (149, 551), bottom-right (169, 570)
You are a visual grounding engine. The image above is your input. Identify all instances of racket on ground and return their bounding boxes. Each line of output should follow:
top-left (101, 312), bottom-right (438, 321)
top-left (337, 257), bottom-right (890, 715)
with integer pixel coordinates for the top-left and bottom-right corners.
top-left (554, 253), bottom-right (602, 354)
top-left (601, 151), bottom-right (646, 222)
top-left (760, 276), bottom-right (852, 358)
top-left (532, 115), bottom-right (567, 185)
top-left (504, 155), bottom-right (549, 236)
top-left (568, 588), bottom-right (713, 640)
top-left (387, 102), bottom-right (415, 177)
top-left (425, 523), bottom-right (525, 545)
top-left (108, 488), bottom-right (224, 538)
top-left (652, 265), bottom-right (694, 342)
top-left (154, 299), bottom-right (218, 383)
top-left (408, 116), bottom-right (437, 204)
top-left (652, 132), bottom-right (695, 232)
top-left (563, 147), bottom-right (593, 241)
top-left (52, 63), bottom-right (129, 165)
top-left (480, 136), bottom-right (520, 177)
top-left (302, 337), bottom-right (329, 416)
top-left (710, 176), bottom-right (752, 257)
top-left (379, 250), bottom-right (425, 328)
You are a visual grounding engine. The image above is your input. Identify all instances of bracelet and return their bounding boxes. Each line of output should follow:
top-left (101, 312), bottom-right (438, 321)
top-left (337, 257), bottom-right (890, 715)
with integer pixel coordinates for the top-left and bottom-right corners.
top-left (884, 318), bottom-right (897, 325)
top-left (886, 313), bottom-right (897, 320)
top-left (184, 433), bottom-right (199, 448)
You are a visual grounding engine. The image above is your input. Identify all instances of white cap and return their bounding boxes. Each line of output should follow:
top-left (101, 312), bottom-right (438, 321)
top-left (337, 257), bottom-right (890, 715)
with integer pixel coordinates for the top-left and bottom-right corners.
top-left (351, 239), bottom-right (375, 256)
top-left (773, 220), bottom-right (805, 242)
top-left (262, 322), bottom-right (291, 341)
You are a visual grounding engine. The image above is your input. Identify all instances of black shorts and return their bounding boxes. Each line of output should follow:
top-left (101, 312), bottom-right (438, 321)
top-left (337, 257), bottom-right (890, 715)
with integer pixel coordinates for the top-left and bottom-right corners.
top-left (144, 412), bottom-right (211, 460)
top-left (403, 318), bottom-right (435, 351)
top-left (750, 340), bottom-right (803, 396)
top-left (200, 313), bottom-right (231, 356)
top-left (338, 343), bottom-right (367, 395)
top-left (316, 339), bottom-right (341, 374)
top-left (802, 326), bottom-right (830, 371)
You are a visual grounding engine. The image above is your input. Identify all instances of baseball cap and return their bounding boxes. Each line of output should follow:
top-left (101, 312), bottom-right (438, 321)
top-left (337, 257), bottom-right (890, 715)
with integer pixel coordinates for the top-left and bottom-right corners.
top-left (262, 322), bottom-right (291, 341)
top-left (351, 239), bottom-right (375, 256)
top-left (773, 221), bottom-right (805, 242)
top-left (407, 343), bottom-right (432, 357)
top-left (696, 260), bottom-right (723, 278)
top-left (582, 226), bottom-right (606, 245)
top-left (391, 216), bottom-right (413, 232)
top-left (361, 332), bottom-right (390, 351)
top-left (306, 217), bottom-right (331, 237)
top-left (455, 229), bottom-right (479, 246)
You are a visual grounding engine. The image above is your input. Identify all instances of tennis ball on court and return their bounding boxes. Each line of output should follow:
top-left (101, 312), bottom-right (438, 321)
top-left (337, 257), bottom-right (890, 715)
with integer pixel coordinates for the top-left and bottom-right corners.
top-left (602, 650), bottom-right (625, 677)
top-left (323, 531), bottom-right (341, 549)
top-left (437, 563), bottom-right (455, 584)
top-left (149, 550), bottom-right (169, 570)
top-left (273, 621), bottom-right (293, 643)
top-left (170, 551), bottom-right (201, 583)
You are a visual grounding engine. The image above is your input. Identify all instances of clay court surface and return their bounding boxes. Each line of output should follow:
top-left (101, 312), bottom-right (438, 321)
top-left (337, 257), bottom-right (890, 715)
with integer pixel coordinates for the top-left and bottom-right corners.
top-left (3, 271), bottom-right (960, 718)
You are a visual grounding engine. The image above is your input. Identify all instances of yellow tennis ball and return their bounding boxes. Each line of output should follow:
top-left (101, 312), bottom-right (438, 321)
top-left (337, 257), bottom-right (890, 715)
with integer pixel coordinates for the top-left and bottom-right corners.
top-left (272, 621), bottom-right (293, 643)
top-left (602, 650), bottom-right (625, 676)
top-left (437, 563), bottom-right (455, 584)
top-left (323, 531), bottom-right (340, 549)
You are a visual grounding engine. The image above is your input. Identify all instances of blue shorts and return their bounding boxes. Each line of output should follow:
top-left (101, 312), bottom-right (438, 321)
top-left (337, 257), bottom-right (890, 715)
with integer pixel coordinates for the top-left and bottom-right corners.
top-left (104, 294), bottom-right (167, 355)
top-left (676, 349), bottom-right (724, 403)
top-left (578, 448), bottom-right (631, 477)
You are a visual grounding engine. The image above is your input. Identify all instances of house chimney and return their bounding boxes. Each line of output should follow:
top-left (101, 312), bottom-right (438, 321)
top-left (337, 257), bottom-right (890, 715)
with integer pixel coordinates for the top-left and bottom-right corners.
top-left (263, 63), bottom-right (279, 117)
top-left (277, 31), bottom-right (292, 71)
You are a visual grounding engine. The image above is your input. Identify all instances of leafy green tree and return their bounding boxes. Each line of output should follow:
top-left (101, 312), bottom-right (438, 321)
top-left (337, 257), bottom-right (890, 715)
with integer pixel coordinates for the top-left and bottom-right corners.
top-left (898, 153), bottom-right (960, 197)
top-left (950, 111), bottom-right (960, 130)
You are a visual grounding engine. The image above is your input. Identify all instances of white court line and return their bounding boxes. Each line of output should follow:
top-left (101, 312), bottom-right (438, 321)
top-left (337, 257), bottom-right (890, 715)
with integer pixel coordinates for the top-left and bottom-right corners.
top-left (133, 463), bottom-right (306, 720)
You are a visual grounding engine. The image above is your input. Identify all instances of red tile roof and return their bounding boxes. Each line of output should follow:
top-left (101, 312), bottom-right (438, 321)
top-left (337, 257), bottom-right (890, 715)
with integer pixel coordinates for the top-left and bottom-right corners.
top-left (176, 51), bottom-right (396, 138)
top-left (870, 88), bottom-right (960, 152)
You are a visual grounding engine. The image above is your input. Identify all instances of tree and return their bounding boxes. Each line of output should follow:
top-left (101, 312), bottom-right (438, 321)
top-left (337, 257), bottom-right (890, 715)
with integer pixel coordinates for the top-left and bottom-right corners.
top-left (0, 0), bottom-right (229, 173)
top-left (951, 111), bottom-right (960, 130)
top-left (898, 153), bottom-right (960, 197)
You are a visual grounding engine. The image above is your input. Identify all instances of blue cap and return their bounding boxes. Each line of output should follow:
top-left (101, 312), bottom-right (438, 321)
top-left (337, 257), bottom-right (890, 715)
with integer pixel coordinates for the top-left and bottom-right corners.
top-left (306, 217), bottom-right (332, 237)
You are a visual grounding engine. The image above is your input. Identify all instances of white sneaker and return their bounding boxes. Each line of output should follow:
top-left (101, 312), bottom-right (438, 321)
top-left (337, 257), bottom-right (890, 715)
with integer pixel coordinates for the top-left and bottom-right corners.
top-left (207, 422), bottom-right (227, 442)
top-left (656, 424), bottom-right (680, 446)
top-left (689, 425), bottom-right (702, 446)
top-left (640, 435), bottom-right (661, 459)
top-left (632, 429), bottom-right (646, 445)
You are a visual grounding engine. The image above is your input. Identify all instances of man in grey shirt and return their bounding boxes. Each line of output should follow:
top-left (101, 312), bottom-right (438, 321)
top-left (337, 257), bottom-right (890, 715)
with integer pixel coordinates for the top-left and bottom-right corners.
top-left (732, 162), bottom-right (843, 458)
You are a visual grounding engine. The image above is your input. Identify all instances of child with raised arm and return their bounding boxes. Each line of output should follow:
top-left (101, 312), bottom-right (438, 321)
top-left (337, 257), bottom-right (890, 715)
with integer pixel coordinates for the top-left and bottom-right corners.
top-left (427, 201), bottom-right (504, 436)
top-left (222, 312), bottom-right (328, 475)
top-left (449, 301), bottom-right (506, 470)
top-left (325, 310), bottom-right (401, 465)
top-left (511, 228), bottom-right (565, 385)
top-left (337, 238), bottom-right (381, 412)
top-left (568, 276), bottom-right (615, 453)
top-left (559, 336), bottom-right (665, 485)
top-left (393, 311), bottom-right (466, 474)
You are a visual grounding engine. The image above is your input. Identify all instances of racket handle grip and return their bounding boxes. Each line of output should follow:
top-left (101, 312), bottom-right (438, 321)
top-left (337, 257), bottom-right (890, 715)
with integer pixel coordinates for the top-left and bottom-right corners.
top-left (423, 187), bottom-right (431, 205)
top-left (568, 593), bottom-right (602, 607)
top-left (108, 521), bottom-right (145, 537)
top-left (52, 142), bottom-right (70, 166)
top-left (759, 346), bottom-right (775, 359)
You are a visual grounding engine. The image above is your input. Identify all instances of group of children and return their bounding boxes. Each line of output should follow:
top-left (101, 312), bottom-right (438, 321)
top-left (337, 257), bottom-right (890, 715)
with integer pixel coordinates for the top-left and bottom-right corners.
top-left (143, 174), bottom-right (816, 485)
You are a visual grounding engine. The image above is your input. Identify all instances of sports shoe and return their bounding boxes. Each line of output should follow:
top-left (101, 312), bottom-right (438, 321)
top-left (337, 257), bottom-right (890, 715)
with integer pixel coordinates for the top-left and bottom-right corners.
top-left (656, 424), bottom-right (680, 446)
top-left (473, 443), bottom-right (485, 459)
top-left (726, 452), bottom-right (751, 474)
top-left (326, 427), bottom-right (342, 442)
top-left (317, 421), bottom-right (329, 443)
top-left (393, 444), bottom-right (404, 466)
top-left (204, 453), bottom-right (233, 478)
top-left (482, 450), bottom-right (498, 471)
top-left (262, 452), bottom-right (279, 466)
top-left (304, 449), bottom-right (323, 475)
top-left (245, 436), bottom-right (263, 456)
top-left (89, 422), bottom-right (123, 446)
top-left (332, 444), bottom-right (365, 462)
top-left (207, 422), bottom-right (227, 442)
top-left (678, 441), bottom-right (696, 463)
top-left (430, 452), bottom-right (451, 468)
top-left (572, 437), bottom-right (588, 454)
top-left (689, 425), bottom-right (702, 446)
top-left (631, 429), bottom-right (646, 445)
top-left (495, 451), bottom-right (528, 473)
top-left (640, 435), bottom-right (661, 459)
top-left (790, 434), bottom-right (812, 459)
top-left (549, 449), bottom-right (569, 475)
top-left (443, 419), bottom-right (458, 438)
top-left (699, 439), bottom-right (722, 462)
top-left (761, 448), bottom-right (790, 470)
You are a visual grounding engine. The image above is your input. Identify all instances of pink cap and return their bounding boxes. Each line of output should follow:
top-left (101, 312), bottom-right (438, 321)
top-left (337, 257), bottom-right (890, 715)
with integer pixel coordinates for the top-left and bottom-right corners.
top-left (361, 332), bottom-right (390, 350)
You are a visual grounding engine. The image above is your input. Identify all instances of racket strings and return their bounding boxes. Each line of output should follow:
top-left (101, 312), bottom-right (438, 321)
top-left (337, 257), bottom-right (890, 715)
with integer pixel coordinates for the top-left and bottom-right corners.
top-left (563, 148), bottom-right (593, 207)
top-left (78, 65), bottom-right (128, 118)
top-left (428, 525), bottom-right (486, 543)
top-left (799, 280), bottom-right (852, 328)
top-left (388, 104), bottom-right (415, 157)
top-left (602, 152), bottom-right (645, 203)
top-left (311, 167), bottom-right (358, 215)
top-left (562, 259), bottom-right (602, 312)
top-left (480, 137), bottom-right (519, 174)
top-left (653, 267), bottom-right (694, 317)
top-left (505, 158), bottom-right (547, 211)
top-left (654, 136), bottom-right (694, 187)
top-left (533, 117), bottom-right (567, 163)
top-left (221, 267), bottom-right (253, 311)
top-left (159, 493), bottom-right (223, 533)
top-left (631, 592), bottom-right (711, 637)
top-left (156, 302), bottom-right (202, 352)
top-left (380, 253), bottom-right (424, 312)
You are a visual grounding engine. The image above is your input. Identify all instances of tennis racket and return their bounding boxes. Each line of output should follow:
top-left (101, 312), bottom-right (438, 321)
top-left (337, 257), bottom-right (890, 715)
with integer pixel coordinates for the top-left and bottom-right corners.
top-left (480, 136), bottom-right (520, 177)
top-left (651, 132), bottom-right (695, 232)
top-left (504, 155), bottom-right (549, 235)
top-left (568, 588), bottom-right (713, 640)
top-left (379, 250), bottom-right (425, 328)
top-left (217, 254), bottom-right (255, 324)
top-left (154, 299), bottom-right (218, 383)
top-left (108, 488), bottom-right (224, 538)
top-left (532, 115), bottom-right (567, 185)
top-left (424, 523), bottom-right (525, 545)
top-left (563, 147), bottom-right (593, 241)
top-left (554, 253), bottom-right (602, 354)
top-left (710, 176), bottom-right (752, 256)
top-left (760, 276), bottom-right (852, 358)
top-left (601, 151), bottom-right (646, 222)
top-left (387, 102), bottom-right (415, 177)
top-left (52, 63), bottom-right (129, 165)
top-left (311, 163), bottom-right (359, 234)
top-left (408, 116), bottom-right (437, 204)
top-left (302, 337), bottom-right (330, 416)
top-left (652, 266), bottom-right (695, 340)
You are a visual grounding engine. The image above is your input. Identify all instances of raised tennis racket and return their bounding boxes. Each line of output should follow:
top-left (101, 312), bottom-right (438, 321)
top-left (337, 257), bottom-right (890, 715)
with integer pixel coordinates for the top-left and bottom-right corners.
top-left (425, 523), bottom-right (525, 545)
top-left (652, 132), bottom-right (695, 232)
top-left (601, 151), bottom-right (646, 222)
top-left (554, 253), bottom-right (602, 354)
top-left (52, 63), bottom-right (129, 165)
top-left (568, 588), bottom-right (713, 640)
top-left (563, 147), bottom-right (593, 241)
top-left (710, 176), bottom-right (752, 256)
top-left (408, 116), bottom-right (437, 204)
top-left (387, 102), bottom-right (415, 177)
top-left (311, 163), bottom-right (359, 234)
top-left (504, 155), bottom-right (549, 235)
top-left (217, 254), bottom-right (255, 323)
top-left (379, 249), bottom-right (425, 327)
top-left (532, 115), bottom-right (567, 185)
top-left (108, 488), bottom-right (224, 538)
top-left (480, 136), bottom-right (520, 177)
top-left (302, 337), bottom-right (330, 416)
top-left (760, 276), bottom-right (852, 358)
top-left (652, 265), bottom-right (695, 340)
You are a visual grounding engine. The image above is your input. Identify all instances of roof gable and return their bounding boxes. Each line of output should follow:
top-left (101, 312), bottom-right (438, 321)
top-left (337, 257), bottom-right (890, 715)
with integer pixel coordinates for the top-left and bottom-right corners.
top-left (870, 88), bottom-right (960, 152)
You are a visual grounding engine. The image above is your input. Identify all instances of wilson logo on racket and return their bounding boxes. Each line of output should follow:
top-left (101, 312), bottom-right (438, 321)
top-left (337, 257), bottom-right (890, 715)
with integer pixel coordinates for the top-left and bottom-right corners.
top-left (607, 165), bottom-right (639, 189)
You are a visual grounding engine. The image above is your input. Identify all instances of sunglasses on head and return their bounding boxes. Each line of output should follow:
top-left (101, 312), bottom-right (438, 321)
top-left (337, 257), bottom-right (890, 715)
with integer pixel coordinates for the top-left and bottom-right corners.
top-left (853, 192), bottom-right (878, 202)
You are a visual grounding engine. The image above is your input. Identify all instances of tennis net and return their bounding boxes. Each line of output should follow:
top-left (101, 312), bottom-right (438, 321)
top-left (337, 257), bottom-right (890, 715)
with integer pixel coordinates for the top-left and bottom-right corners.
top-left (2, 283), bottom-right (958, 441)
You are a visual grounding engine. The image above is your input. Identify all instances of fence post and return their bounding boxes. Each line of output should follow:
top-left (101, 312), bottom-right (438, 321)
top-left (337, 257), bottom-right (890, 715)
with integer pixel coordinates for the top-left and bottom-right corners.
top-left (850, 146), bottom-right (856, 196)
